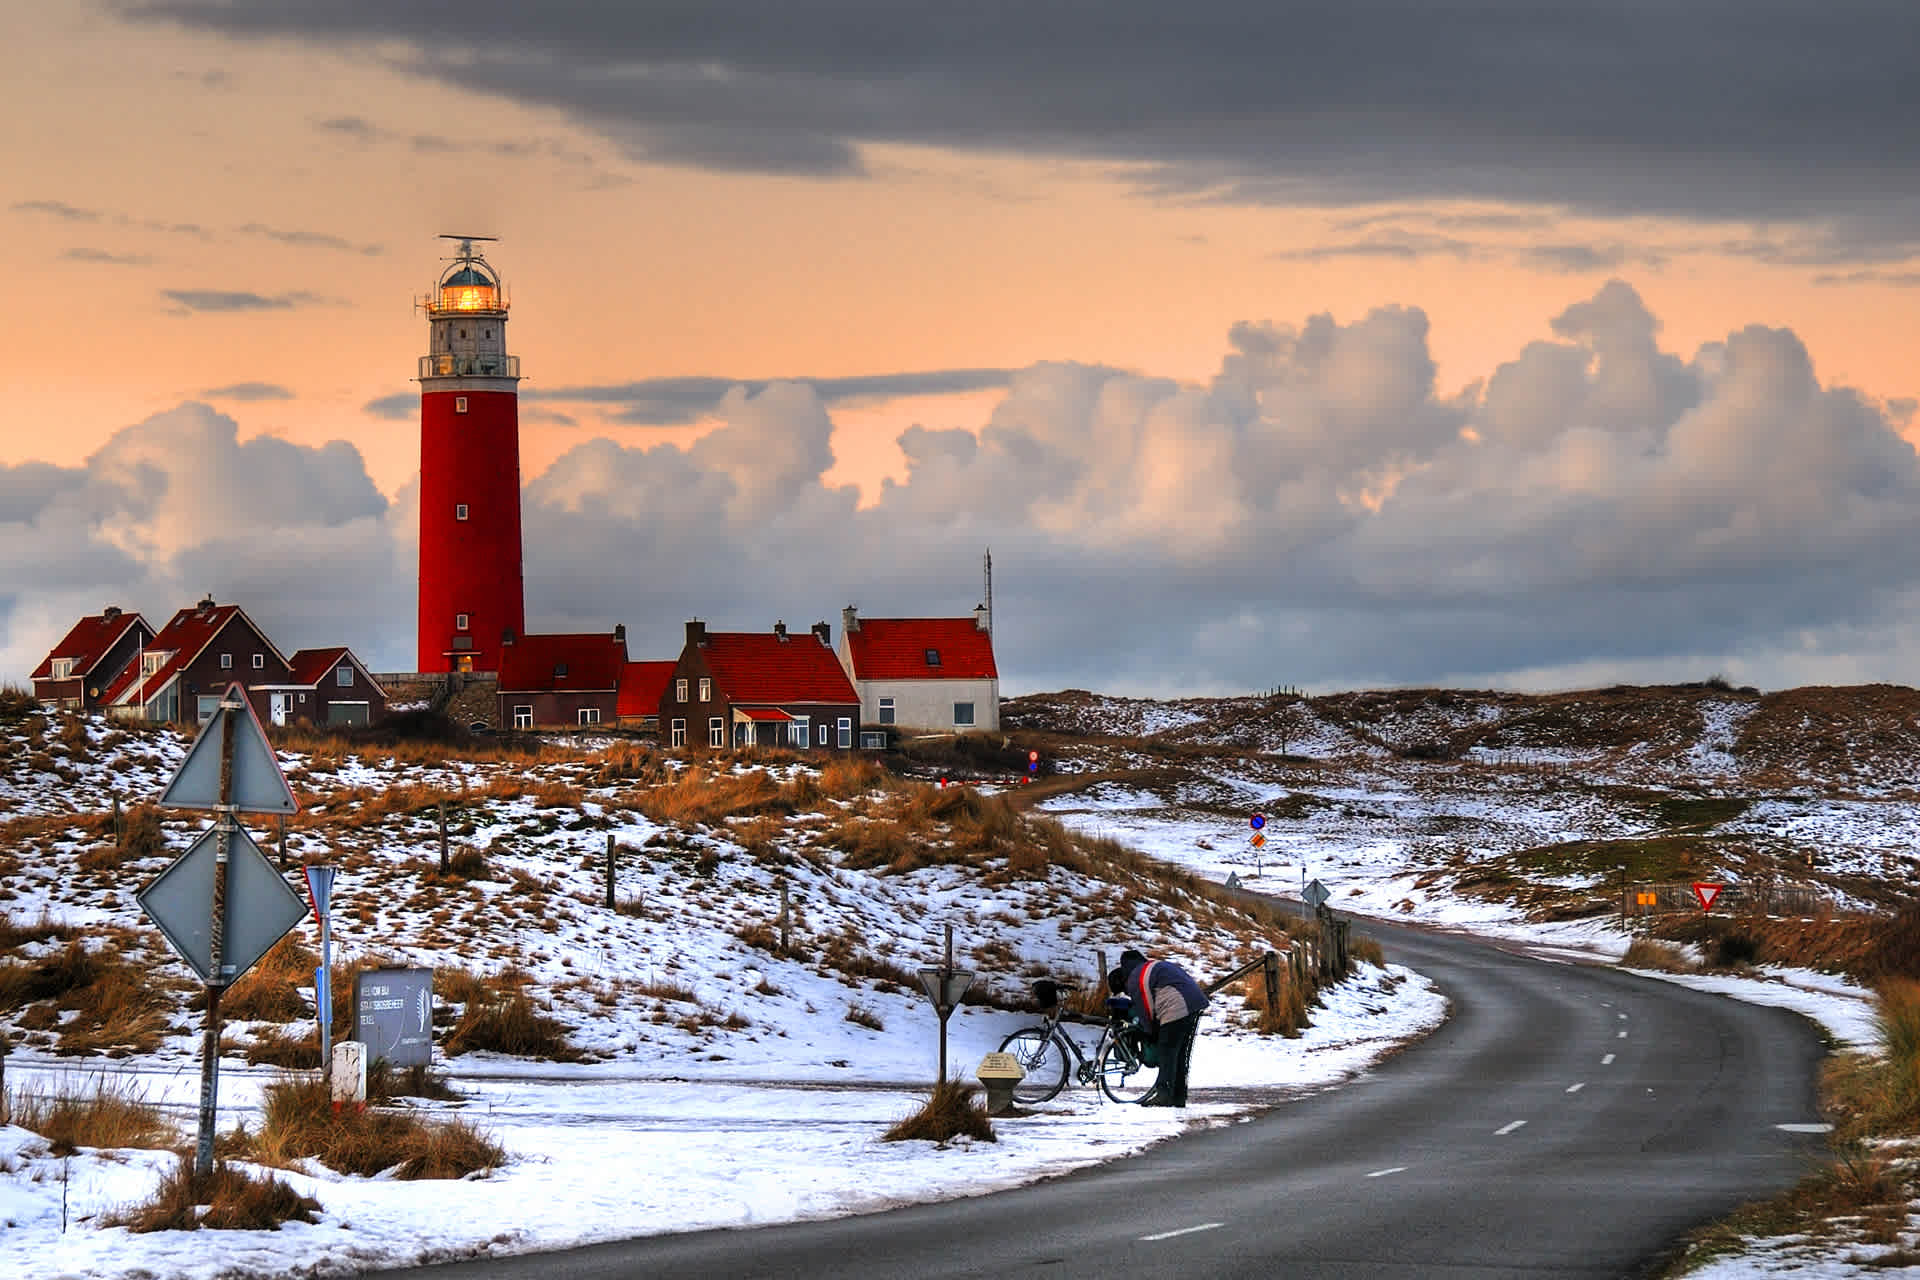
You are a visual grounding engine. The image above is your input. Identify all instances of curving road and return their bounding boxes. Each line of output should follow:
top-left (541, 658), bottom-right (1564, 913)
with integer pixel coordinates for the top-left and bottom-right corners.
top-left (395, 916), bottom-right (1828, 1279)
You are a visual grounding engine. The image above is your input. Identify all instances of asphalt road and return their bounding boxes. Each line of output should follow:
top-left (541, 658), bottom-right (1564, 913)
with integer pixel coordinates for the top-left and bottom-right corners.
top-left (394, 918), bottom-right (1829, 1280)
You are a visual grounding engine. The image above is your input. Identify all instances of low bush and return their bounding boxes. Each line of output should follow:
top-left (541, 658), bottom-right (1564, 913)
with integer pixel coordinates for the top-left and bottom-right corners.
top-left (6, 1075), bottom-right (175, 1154)
top-left (1620, 938), bottom-right (1693, 972)
top-left (107, 1155), bottom-right (320, 1233)
top-left (0, 684), bottom-right (35, 722)
top-left (249, 1073), bottom-right (503, 1178)
top-left (882, 1079), bottom-right (995, 1144)
top-left (1866, 900), bottom-right (1920, 981)
top-left (443, 992), bottom-right (579, 1060)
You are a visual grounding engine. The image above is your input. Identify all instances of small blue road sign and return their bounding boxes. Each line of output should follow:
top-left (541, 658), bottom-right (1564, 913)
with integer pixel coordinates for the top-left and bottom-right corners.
top-left (1250, 813), bottom-right (1265, 830)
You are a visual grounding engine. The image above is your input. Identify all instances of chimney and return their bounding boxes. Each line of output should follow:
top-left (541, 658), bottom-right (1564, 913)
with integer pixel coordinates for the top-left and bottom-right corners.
top-left (774, 620), bottom-right (787, 640)
top-left (842, 604), bottom-right (859, 634)
top-left (103, 605), bottom-right (121, 621)
top-left (613, 623), bottom-right (626, 644)
top-left (974, 602), bottom-right (990, 632)
top-left (686, 618), bottom-right (707, 646)
top-left (811, 621), bottom-right (831, 647)
top-left (197, 593), bottom-right (215, 612)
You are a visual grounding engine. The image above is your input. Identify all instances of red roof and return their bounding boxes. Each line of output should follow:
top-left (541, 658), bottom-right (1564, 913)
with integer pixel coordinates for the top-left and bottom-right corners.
top-left (701, 631), bottom-right (859, 705)
top-left (498, 633), bottom-right (628, 693)
top-left (102, 603), bottom-right (247, 707)
top-left (617, 660), bottom-right (678, 718)
top-left (289, 647), bottom-right (351, 687)
top-left (736, 707), bottom-right (793, 721)
top-left (32, 610), bottom-right (148, 681)
top-left (844, 618), bottom-right (999, 681)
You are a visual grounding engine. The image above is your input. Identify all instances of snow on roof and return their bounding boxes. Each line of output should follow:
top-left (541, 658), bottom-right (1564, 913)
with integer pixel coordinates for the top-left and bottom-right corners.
top-left (845, 617), bottom-right (998, 681)
top-left (498, 632), bottom-right (628, 693)
top-left (700, 630), bottom-right (859, 705)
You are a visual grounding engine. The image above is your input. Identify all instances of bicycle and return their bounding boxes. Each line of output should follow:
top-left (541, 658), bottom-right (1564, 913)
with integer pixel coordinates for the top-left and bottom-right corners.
top-left (996, 979), bottom-right (1156, 1105)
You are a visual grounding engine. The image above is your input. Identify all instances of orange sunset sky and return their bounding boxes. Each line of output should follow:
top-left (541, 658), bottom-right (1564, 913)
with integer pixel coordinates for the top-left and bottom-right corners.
top-left (5, 3), bottom-right (1919, 693)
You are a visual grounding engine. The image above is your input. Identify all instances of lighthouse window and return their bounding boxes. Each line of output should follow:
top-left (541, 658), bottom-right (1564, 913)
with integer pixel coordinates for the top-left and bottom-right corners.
top-left (455, 504), bottom-right (469, 520)
top-left (455, 613), bottom-right (470, 631)
top-left (455, 397), bottom-right (468, 414)
top-left (459, 329), bottom-right (467, 339)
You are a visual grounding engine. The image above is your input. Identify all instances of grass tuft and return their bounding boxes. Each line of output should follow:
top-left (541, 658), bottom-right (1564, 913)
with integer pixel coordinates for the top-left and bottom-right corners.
top-left (247, 1073), bottom-right (503, 1178)
top-left (882, 1079), bottom-right (995, 1144)
top-left (107, 1154), bottom-right (321, 1233)
top-left (6, 1075), bottom-right (175, 1154)
top-left (1620, 938), bottom-right (1694, 972)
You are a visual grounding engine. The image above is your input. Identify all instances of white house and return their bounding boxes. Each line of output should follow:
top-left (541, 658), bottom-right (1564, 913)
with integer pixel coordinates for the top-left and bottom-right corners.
top-left (836, 605), bottom-right (1000, 734)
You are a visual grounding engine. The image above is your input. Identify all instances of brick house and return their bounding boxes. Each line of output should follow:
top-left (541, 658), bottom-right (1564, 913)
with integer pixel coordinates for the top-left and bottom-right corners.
top-left (101, 597), bottom-right (297, 726)
top-left (497, 628), bottom-right (628, 730)
top-left (289, 647), bottom-right (389, 727)
top-left (837, 605), bottom-right (1000, 734)
top-left (30, 606), bottom-right (154, 712)
top-left (660, 619), bottom-right (862, 751)
top-left (617, 660), bottom-right (678, 731)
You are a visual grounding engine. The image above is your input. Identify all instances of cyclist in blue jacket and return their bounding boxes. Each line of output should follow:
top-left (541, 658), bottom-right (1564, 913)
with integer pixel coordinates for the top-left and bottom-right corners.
top-left (1113, 947), bottom-right (1209, 1107)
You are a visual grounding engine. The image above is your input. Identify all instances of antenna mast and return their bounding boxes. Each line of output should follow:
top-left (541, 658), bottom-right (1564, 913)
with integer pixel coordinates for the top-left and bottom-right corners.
top-left (983, 549), bottom-right (993, 635)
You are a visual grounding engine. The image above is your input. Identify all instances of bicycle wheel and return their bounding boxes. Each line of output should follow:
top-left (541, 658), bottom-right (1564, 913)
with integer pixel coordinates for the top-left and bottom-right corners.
top-left (998, 1027), bottom-right (1070, 1103)
top-left (1097, 1033), bottom-right (1156, 1104)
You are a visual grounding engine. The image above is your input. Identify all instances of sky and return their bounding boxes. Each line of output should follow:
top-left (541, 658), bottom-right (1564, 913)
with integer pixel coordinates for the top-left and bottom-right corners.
top-left (5, 2), bottom-right (1920, 695)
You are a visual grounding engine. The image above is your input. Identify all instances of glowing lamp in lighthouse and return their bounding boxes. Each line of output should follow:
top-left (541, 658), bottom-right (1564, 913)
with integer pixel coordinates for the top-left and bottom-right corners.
top-left (415, 236), bottom-right (526, 674)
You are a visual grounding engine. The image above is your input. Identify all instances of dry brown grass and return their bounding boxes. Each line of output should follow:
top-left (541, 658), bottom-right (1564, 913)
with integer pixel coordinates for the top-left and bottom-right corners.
top-left (242, 1026), bottom-right (319, 1069)
top-left (6, 1074), bottom-right (176, 1154)
top-left (0, 683), bottom-right (37, 722)
top-left (1235, 968), bottom-right (1313, 1037)
top-left (443, 992), bottom-right (579, 1060)
top-left (221, 935), bottom-right (318, 1023)
top-left (107, 1155), bottom-right (321, 1233)
top-left (244, 1074), bottom-right (504, 1179)
top-left (1, 939), bottom-right (179, 1057)
top-left (1620, 937), bottom-right (1694, 972)
top-left (638, 767), bottom-right (797, 826)
top-left (882, 1079), bottom-right (995, 1144)
top-left (0, 910), bottom-right (79, 950)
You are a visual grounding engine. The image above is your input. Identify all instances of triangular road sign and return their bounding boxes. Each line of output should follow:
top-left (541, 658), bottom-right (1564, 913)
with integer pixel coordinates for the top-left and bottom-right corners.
top-left (137, 823), bottom-right (309, 983)
top-left (1692, 882), bottom-right (1724, 912)
top-left (160, 683), bottom-right (298, 814)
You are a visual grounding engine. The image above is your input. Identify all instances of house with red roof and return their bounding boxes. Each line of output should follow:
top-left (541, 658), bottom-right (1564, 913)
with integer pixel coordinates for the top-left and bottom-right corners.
top-left (836, 605), bottom-right (1000, 734)
top-left (617, 659), bottom-right (679, 731)
top-left (31, 606), bottom-right (154, 712)
top-left (101, 596), bottom-right (298, 726)
top-left (497, 627), bottom-right (629, 730)
top-left (660, 619), bottom-right (862, 751)
top-left (289, 647), bottom-right (388, 727)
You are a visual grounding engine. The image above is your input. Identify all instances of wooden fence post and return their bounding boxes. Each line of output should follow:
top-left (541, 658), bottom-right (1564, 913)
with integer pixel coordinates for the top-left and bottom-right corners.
top-left (277, 813), bottom-right (287, 869)
top-left (1263, 950), bottom-right (1281, 1009)
top-left (779, 881), bottom-right (791, 952)
top-left (113, 794), bottom-right (122, 849)
top-left (604, 832), bottom-right (615, 909)
top-left (438, 803), bottom-right (449, 875)
top-left (1096, 948), bottom-right (1108, 989)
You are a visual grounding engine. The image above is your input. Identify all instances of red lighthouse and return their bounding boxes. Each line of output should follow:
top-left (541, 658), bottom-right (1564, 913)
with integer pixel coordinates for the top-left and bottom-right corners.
top-left (416, 236), bottom-right (526, 673)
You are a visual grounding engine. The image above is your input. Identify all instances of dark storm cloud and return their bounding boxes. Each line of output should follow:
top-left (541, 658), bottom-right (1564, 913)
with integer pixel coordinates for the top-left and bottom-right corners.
top-left (62, 247), bottom-right (153, 266)
top-left (126, 1), bottom-right (1920, 255)
top-left (362, 393), bottom-right (413, 421)
top-left (201, 381), bottom-right (294, 401)
top-left (162, 288), bottom-right (324, 312)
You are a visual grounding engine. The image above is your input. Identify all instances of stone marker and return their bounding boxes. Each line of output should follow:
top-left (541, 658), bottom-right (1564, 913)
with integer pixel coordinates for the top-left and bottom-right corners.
top-left (976, 1051), bottom-right (1026, 1116)
top-left (330, 1040), bottom-right (366, 1110)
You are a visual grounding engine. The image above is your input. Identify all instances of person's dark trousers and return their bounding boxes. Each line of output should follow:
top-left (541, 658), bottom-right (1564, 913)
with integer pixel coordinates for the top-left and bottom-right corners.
top-left (1153, 1015), bottom-right (1197, 1105)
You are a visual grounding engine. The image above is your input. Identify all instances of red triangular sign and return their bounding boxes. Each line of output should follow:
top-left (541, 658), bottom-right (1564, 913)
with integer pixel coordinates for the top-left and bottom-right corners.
top-left (1692, 882), bottom-right (1723, 911)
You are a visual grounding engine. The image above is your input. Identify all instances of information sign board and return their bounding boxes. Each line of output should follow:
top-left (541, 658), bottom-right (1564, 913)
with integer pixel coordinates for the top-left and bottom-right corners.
top-left (353, 967), bottom-right (435, 1068)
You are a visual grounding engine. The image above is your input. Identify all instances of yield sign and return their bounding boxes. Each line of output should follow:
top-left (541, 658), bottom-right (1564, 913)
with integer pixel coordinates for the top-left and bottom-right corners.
top-left (160, 682), bottom-right (298, 815)
top-left (1692, 882), bottom-right (1724, 912)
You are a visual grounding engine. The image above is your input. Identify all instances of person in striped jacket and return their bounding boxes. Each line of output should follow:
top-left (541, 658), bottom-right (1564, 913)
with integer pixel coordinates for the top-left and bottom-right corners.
top-left (1113, 947), bottom-right (1209, 1107)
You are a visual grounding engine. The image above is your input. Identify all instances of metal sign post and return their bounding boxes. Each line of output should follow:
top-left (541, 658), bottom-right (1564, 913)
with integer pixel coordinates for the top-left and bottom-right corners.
top-left (915, 924), bottom-right (974, 1083)
top-left (305, 865), bottom-right (338, 1068)
top-left (139, 682), bottom-right (300, 1180)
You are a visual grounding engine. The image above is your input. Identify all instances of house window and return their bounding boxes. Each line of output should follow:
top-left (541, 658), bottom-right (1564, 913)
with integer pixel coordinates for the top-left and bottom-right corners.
top-left (790, 716), bottom-right (810, 747)
top-left (513, 705), bottom-right (533, 730)
top-left (878, 696), bottom-right (895, 725)
top-left (671, 718), bottom-right (686, 747)
top-left (456, 613), bottom-right (470, 631)
top-left (554, 663), bottom-right (568, 679)
top-left (675, 677), bottom-right (688, 702)
top-left (578, 707), bottom-right (601, 726)
top-left (708, 717), bottom-right (725, 748)
top-left (50, 658), bottom-right (73, 679)
top-left (142, 652), bottom-right (164, 675)
top-left (456, 504), bottom-right (469, 521)
top-left (925, 649), bottom-right (941, 667)
top-left (251, 653), bottom-right (264, 669)
top-left (954, 701), bottom-right (975, 727)
top-left (336, 666), bottom-right (353, 686)
top-left (861, 731), bottom-right (888, 749)
top-left (837, 717), bottom-right (853, 749)
top-left (455, 396), bottom-right (468, 414)
top-left (220, 653), bottom-right (233, 669)
top-left (196, 695), bottom-right (221, 723)
top-left (698, 677), bottom-right (711, 702)
top-left (298, 693), bottom-right (306, 703)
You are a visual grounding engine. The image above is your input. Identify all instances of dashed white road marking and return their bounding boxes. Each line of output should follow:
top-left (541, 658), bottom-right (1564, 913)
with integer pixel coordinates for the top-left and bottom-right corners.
top-left (1141, 1223), bottom-right (1225, 1242)
top-left (1618, 1013), bottom-right (1629, 1020)
top-left (1776, 1123), bottom-right (1834, 1134)
top-left (1617, 1030), bottom-right (1628, 1039)
top-left (1566, 1082), bottom-right (1586, 1094)
top-left (1366, 1166), bottom-right (1408, 1178)
top-left (1601, 1054), bottom-right (1615, 1066)
top-left (1496, 1120), bottom-right (1527, 1136)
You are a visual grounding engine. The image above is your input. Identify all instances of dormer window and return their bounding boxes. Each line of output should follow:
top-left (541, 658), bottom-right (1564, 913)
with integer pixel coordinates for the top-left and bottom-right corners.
top-left (50, 658), bottom-right (73, 679)
top-left (554, 663), bottom-right (568, 678)
top-left (925, 649), bottom-right (941, 667)
top-left (142, 652), bottom-right (166, 675)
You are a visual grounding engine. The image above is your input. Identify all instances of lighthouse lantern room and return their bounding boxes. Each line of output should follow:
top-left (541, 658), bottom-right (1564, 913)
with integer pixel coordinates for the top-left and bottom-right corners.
top-left (416, 236), bottom-right (526, 674)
